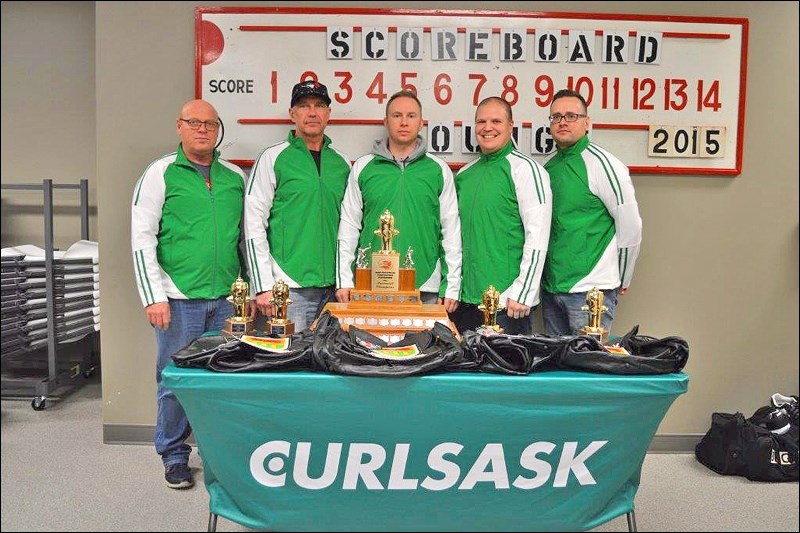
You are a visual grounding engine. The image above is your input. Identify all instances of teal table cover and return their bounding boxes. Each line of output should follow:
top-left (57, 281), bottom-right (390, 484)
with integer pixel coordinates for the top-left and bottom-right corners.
top-left (163, 365), bottom-right (688, 531)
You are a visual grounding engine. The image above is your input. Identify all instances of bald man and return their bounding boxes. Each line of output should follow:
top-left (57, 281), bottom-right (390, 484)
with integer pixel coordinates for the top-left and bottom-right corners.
top-left (131, 99), bottom-right (247, 489)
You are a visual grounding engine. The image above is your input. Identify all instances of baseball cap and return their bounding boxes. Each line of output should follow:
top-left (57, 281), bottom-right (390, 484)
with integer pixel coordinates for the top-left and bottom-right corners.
top-left (290, 81), bottom-right (332, 107)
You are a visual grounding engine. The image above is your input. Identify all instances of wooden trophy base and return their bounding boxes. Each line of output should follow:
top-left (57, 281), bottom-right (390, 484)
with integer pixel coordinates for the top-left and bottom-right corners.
top-left (349, 289), bottom-right (422, 307)
top-left (268, 320), bottom-right (295, 337)
top-left (579, 326), bottom-right (609, 345)
top-left (322, 302), bottom-right (458, 344)
top-left (224, 317), bottom-right (254, 337)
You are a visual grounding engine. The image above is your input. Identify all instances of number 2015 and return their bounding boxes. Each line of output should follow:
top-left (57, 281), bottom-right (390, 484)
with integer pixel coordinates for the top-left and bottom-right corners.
top-left (648, 126), bottom-right (726, 158)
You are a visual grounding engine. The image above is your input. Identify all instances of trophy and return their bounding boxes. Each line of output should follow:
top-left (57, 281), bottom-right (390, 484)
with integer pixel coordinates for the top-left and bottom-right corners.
top-left (400, 246), bottom-right (415, 291)
top-left (267, 280), bottom-right (295, 337)
top-left (371, 210), bottom-right (401, 291)
top-left (355, 244), bottom-right (371, 290)
top-left (224, 276), bottom-right (254, 337)
top-left (579, 287), bottom-right (609, 344)
top-left (477, 285), bottom-right (504, 334)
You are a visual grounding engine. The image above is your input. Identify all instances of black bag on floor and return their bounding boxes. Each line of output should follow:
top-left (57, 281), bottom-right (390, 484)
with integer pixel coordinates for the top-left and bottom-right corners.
top-left (695, 411), bottom-right (799, 482)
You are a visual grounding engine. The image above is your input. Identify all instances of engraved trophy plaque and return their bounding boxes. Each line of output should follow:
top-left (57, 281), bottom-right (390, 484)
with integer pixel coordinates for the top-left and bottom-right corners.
top-left (371, 210), bottom-right (401, 292)
top-left (477, 284), bottom-right (504, 335)
top-left (267, 279), bottom-right (295, 337)
top-left (579, 287), bottom-right (609, 344)
top-left (224, 276), bottom-right (254, 337)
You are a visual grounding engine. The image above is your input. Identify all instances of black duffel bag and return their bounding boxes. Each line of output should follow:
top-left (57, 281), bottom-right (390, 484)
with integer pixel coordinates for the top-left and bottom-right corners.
top-left (171, 330), bottom-right (317, 373)
top-left (313, 311), bottom-right (468, 377)
top-left (461, 330), bottom-right (561, 375)
top-left (695, 411), bottom-right (799, 482)
top-left (555, 325), bottom-right (689, 375)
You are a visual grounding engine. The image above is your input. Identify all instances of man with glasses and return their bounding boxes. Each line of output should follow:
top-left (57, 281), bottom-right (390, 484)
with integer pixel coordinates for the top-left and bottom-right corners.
top-left (244, 81), bottom-right (351, 330)
top-left (131, 99), bottom-right (247, 489)
top-left (542, 89), bottom-right (642, 338)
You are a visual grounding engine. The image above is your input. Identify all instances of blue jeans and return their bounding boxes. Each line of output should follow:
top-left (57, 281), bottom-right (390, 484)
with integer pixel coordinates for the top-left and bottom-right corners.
top-left (450, 303), bottom-right (533, 335)
top-left (286, 286), bottom-right (335, 331)
top-left (420, 291), bottom-right (440, 304)
top-left (154, 297), bottom-right (232, 467)
top-left (541, 288), bottom-right (619, 336)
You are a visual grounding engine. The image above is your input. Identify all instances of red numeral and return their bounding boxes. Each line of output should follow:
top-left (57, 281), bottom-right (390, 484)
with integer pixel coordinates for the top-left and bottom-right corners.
top-left (664, 79), bottom-right (688, 111)
top-left (365, 72), bottom-right (388, 104)
top-left (270, 71), bottom-right (278, 104)
top-left (501, 75), bottom-right (519, 106)
top-left (469, 74), bottom-right (487, 106)
top-left (299, 71), bottom-right (318, 83)
top-left (400, 72), bottom-right (418, 94)
top-left (567, 76), bottom-right (594, 106)
top-left (534, 75), bottom-right (554, 107)
top-left (334, 71), bottom-right (353, 104)
top-left (434, 73), bottom-right (452, 105)
top-left (600, 77), bottom-right (619, 110)
top-left (697, 80), bottom-right (722, 112)
top-left (633, 78), bottom-right (655, 110)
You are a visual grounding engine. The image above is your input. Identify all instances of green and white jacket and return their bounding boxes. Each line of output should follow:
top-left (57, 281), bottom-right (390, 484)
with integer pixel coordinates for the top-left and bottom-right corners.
top-left (543, 135), bottom-right (642, 294)
top-left (336, 137), bottom-right (462, 299)
top-left (244, 131), bottom-right (351, 292)
top-left (457, 141), bottom-right (551, 308)
top-left (131, 144), bottom-right (246, 306)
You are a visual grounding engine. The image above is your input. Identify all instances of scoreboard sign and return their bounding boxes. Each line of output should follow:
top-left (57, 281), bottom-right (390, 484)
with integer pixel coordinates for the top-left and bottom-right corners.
top-left (196, 7), bottom-right (748, 175)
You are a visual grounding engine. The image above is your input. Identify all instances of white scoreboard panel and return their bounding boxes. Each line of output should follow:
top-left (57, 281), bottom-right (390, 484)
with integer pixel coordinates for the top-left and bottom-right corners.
top-left (196, 7), bottom-right (747, 175)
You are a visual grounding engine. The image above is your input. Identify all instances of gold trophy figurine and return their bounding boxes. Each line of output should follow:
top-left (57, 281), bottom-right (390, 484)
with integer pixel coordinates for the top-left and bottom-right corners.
top-left (579, 287), bottom-right (609, 344)
top-left (477, 285), bottom-right (504, 334)
top-left (224, 276), bottom-right (254, 337)
top-left (374, 210), bottom-right (400, 254)
top-left (371, 210), bottom-right (401, 291)
top-left (267, 280), bottom-right (295, 337)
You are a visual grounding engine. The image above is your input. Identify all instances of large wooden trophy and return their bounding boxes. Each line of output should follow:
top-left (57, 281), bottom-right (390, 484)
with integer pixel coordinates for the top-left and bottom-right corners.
top-left (323, 210), bottom-right (459, 342)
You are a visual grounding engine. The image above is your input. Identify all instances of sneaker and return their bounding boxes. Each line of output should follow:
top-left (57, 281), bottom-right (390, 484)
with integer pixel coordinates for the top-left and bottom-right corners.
top-left (165, 463), bottom-right (194, 489)
top-left (770, 393), bottom-right (799, 426)
top-left (749, 405), bottom-right (792, 435)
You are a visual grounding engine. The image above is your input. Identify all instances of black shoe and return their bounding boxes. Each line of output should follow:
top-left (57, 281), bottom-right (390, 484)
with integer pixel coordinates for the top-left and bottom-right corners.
top-left (771, 393), bottom-right (799, 426)
top-left (165, 463), bottom-right (194, 489)
top-left (749, 405), bottom-right (791, 435)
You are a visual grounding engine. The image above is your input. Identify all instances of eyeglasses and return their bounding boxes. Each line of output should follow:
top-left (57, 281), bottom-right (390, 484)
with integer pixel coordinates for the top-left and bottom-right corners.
top-left (179, 118), bottom-right (220, 131)
top-left (548, 113), bottom-right (587, 123)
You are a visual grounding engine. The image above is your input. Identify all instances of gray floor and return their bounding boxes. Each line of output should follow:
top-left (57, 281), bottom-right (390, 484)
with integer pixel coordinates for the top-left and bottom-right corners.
top-left (1, 374), bottom-right (797, 532)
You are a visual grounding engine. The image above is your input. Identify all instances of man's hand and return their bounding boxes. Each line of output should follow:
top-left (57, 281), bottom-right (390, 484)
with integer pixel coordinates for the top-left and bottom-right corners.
top-left (146, 301), bottom-right (170, 330)
top-left (255, 291), bottom-right (275, 317)
top-left (619, 288), bottom-right (628, 296)
top-left (506, 299), bottom-right (530, 320)
top-left (335, 288), bottom-right (351, 303)
top-left (439, 297), bottom-right (459, 313)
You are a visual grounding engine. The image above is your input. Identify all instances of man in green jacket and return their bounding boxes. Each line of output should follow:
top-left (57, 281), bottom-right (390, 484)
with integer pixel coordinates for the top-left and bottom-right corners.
top-left (335, 90), bottom-right (461, 311)
top-left (542, 89), bottom-right (642, 336)
top-left (132, 99), bottom-right (246, 489)
top-left (454, 97), bottom-right (551, 334)
top-left (245, 81), bottom-right (351, 330)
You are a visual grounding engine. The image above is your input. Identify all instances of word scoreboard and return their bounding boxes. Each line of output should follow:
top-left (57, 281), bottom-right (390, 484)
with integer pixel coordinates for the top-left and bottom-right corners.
top-left (196, 7), bottom-right (747, 175)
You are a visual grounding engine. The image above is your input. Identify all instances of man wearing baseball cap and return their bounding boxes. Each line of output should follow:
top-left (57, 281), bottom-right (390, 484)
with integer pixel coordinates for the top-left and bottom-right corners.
top-left (244, 80), bottom-right (351, 330)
